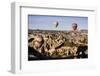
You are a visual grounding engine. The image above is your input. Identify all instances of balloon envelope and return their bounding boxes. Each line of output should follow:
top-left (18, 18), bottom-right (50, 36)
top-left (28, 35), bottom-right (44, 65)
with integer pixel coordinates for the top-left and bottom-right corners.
top-left (72, 23), bottom-right (78, 31)
top-left (53, 21), bottom-right (59, 27)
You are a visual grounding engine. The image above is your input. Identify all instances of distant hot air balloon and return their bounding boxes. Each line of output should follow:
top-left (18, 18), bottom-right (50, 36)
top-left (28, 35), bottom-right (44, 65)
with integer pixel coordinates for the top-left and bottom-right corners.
top-left (72, 23), bottom-right (78, 31)
top-left (53, 21), bottom-right (59, 28)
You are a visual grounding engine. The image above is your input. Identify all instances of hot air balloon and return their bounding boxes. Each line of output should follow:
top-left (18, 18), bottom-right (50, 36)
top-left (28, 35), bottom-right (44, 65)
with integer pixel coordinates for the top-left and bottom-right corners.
top-left (53, 21), bottom-right (59, 28)
top-left (72, 23), bottom-right (78, 31)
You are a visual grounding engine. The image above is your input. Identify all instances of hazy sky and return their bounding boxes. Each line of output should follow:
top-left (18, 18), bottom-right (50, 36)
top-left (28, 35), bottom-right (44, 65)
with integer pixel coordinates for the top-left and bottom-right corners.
top-left (28, 15), bottom-right (88, 31)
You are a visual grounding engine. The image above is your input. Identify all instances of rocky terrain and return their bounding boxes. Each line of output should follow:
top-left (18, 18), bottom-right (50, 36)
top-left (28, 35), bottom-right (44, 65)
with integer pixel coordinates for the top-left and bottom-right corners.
top-left (28, 29), bottom-right (88, 60)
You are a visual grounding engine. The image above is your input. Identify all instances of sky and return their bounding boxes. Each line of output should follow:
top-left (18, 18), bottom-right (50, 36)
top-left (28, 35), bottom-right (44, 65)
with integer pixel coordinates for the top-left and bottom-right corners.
top-left (28, 15), bottom-right (88, 31)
